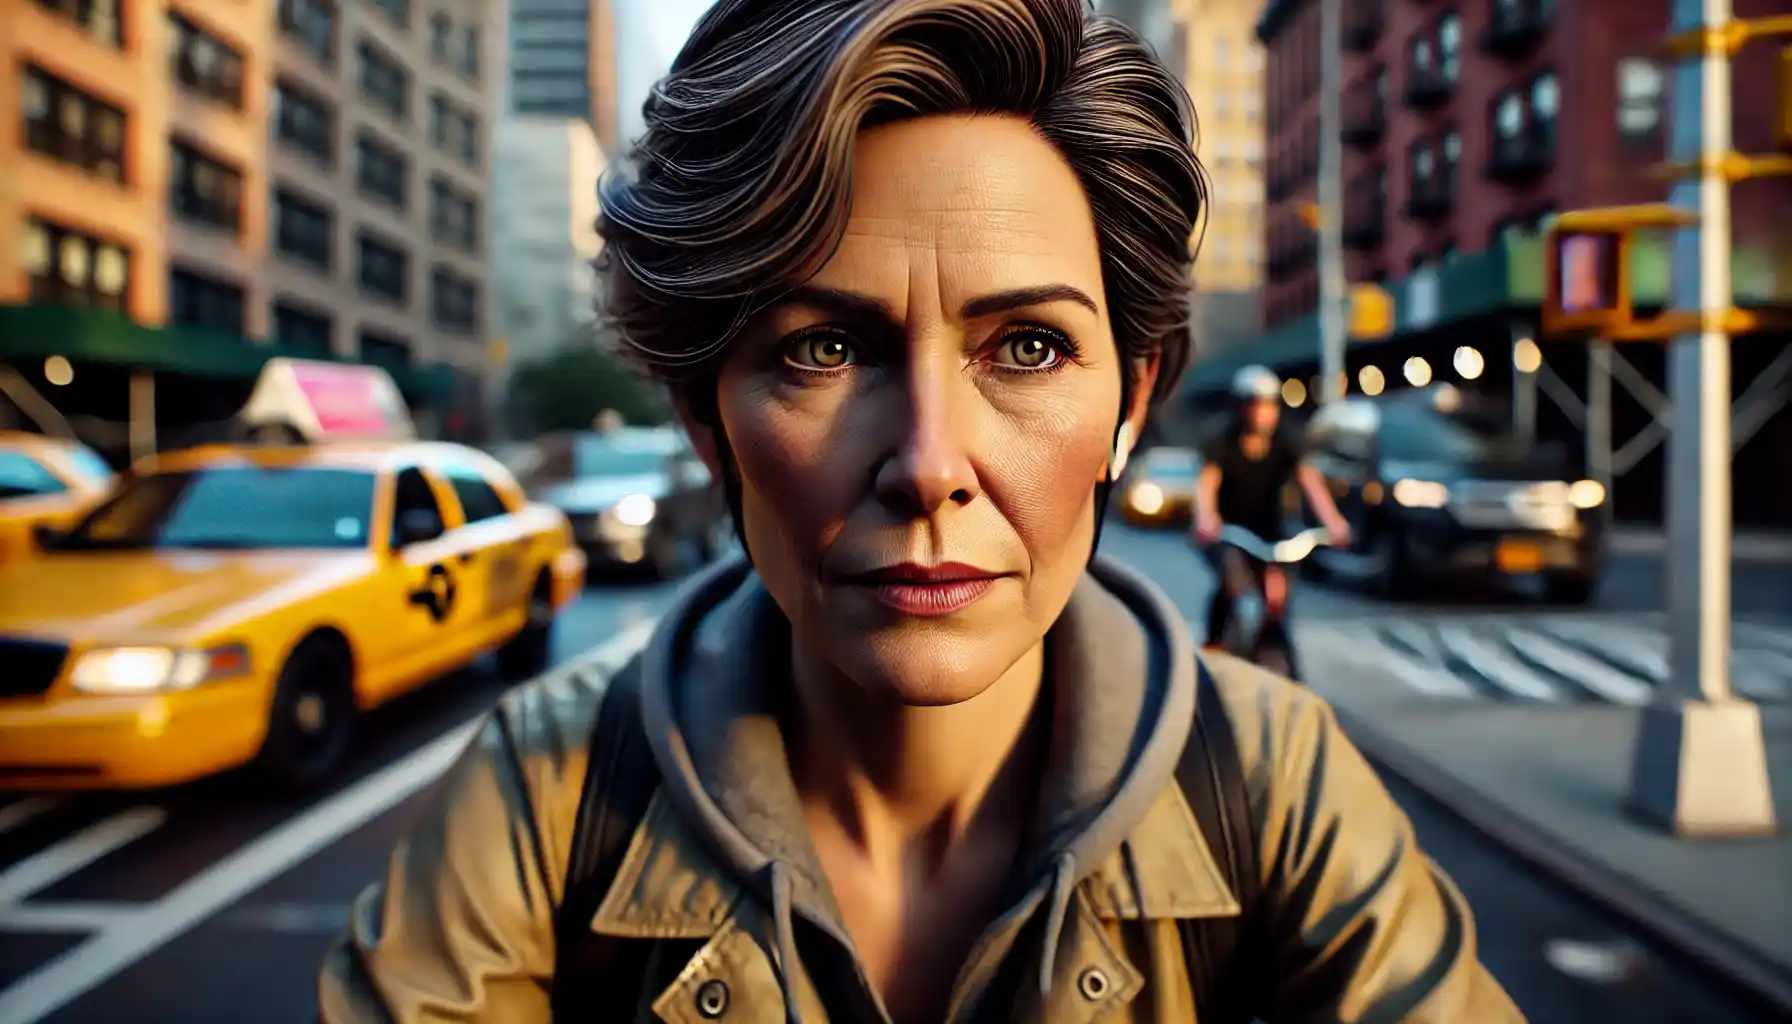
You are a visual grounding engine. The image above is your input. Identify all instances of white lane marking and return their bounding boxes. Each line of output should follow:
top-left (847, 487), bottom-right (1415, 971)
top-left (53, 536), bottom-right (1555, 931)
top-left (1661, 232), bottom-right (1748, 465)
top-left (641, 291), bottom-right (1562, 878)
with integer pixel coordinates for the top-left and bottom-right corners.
top-left (1437, 625), bottom-right (1562, 702)
top-left (1734, 649), bottom-right (1791, 702)
top-left (1552, 621), bottom-right (1789, 703)
top-left (1544, 938), bottom-right (1645, 985)
top-left (0, 808), bottom-right (167, 906)
top-left (1299, 623), bottom-right (1477, 699)
top-left (1733, 620), bottom-right (1792, 657)
top-left (1506, 629), bottom-right (1653, 706)
top-left (0, 902), bottom-right (141, 933)
top-left (0, 618), bottom-right (657, 1024)
top-left (0, 798), bottom-right (67, 838)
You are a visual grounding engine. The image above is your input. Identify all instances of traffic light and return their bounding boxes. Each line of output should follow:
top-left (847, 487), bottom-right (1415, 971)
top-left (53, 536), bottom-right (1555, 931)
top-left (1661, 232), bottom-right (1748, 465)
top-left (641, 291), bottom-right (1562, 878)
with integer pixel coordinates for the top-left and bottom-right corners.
top-left (1779, 46), bottom-right (1792, 151)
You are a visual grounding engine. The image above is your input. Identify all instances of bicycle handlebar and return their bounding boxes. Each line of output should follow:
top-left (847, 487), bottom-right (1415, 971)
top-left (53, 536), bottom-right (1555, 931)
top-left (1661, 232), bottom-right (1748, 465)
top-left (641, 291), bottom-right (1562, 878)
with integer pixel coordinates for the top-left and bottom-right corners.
top-left (1212, 524), bottom-right (1334, 564)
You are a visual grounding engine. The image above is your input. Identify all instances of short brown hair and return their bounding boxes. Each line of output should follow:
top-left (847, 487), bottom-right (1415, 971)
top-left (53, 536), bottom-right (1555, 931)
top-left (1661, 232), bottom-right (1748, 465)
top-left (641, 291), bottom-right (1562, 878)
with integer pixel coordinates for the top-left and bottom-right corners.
top-left (597, 0), bottom-right (1207, 409)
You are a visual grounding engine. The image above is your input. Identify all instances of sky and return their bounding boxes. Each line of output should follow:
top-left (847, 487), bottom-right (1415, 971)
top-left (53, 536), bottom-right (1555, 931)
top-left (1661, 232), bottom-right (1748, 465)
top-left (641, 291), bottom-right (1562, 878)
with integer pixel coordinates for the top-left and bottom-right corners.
top-left (612, 0), bottom-right (716, 144)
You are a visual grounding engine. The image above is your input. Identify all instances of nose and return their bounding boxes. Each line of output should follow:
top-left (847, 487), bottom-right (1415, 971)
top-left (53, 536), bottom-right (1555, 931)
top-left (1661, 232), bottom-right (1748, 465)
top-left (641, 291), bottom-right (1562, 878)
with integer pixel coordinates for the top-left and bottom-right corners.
top-left (873, 359), bottom-right (980, 519)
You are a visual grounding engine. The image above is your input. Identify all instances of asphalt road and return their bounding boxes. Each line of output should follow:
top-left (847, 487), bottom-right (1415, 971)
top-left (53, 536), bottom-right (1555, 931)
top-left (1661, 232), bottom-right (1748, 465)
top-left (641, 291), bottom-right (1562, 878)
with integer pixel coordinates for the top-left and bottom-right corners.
top-left (0, 526), bottom-right (1782, 1024)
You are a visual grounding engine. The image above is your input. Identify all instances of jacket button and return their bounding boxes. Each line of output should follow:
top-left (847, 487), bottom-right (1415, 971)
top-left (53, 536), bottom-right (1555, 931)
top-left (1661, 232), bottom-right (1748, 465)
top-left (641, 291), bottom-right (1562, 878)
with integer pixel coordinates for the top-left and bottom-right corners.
top-left (695, 979), bottom-right (730, 1018)
top-left (1078, 967), bottom-right (1111, 1000)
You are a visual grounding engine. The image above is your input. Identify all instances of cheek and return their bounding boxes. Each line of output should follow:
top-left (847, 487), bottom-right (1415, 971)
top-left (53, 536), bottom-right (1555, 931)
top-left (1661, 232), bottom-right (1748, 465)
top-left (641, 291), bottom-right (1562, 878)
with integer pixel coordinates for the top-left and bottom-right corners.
top-left (718, 379), bottom-right (857, 556)
top-left (982, 385), bottom-right (1116, 561)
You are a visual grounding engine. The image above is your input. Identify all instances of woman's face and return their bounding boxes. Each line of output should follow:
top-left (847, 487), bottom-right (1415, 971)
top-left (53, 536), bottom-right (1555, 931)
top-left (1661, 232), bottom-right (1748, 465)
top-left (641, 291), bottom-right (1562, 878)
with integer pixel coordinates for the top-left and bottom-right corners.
top-left (696, 114), bottom-right (1156, 707)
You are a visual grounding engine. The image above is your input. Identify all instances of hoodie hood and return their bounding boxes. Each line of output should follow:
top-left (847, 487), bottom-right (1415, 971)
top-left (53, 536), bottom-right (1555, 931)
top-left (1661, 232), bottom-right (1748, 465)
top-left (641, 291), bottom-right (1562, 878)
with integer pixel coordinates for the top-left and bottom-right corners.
top-left (635, 552), bottom-right (1200, 1020)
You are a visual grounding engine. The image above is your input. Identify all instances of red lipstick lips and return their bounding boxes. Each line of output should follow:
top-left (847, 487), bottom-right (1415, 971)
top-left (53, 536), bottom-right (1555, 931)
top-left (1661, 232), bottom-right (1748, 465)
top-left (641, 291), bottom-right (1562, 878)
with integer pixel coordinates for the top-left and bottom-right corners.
top-left (843, 562), bottom-right (1003, 617)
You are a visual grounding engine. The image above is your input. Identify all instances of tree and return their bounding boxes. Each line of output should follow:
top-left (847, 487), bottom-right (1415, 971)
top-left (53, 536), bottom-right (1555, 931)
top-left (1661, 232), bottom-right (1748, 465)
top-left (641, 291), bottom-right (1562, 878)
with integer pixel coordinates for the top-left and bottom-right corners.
top-left (504, 325), bottom-right (668, 435)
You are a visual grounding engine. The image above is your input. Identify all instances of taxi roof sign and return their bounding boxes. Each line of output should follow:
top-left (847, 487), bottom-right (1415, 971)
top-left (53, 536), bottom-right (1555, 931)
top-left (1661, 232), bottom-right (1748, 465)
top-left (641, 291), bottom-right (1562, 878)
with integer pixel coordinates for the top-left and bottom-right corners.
top-left (240, 358), bottom-right (415, 443)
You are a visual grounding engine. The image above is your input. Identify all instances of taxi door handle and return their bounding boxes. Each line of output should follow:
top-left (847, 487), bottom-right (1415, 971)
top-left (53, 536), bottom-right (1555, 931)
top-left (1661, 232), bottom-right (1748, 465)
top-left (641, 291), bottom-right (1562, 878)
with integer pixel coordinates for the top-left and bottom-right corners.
top-left (458, 551), bottom-right (477, 565)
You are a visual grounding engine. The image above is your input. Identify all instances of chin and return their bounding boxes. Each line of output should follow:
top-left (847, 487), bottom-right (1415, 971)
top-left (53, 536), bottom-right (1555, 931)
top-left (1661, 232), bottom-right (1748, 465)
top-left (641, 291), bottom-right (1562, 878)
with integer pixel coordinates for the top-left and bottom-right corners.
top-left (836, 627), bottom-right (1021, 707)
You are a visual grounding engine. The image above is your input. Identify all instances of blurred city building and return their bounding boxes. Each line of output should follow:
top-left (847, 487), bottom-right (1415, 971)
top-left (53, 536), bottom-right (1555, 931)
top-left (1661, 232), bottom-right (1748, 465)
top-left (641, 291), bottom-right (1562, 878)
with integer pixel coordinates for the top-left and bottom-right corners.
top-left (491, 0), bottom-right (622, 437)
top-left (491, 117), bottom-right (605, 372)
top-left (1174, 0), bottom-right (1792, 528)
top-left (1170, 0), bottom-right (1267, 302)
top-left (505, 0), bottom-right (619, 153)
top-left (0, 0), bottom-right (504, 448)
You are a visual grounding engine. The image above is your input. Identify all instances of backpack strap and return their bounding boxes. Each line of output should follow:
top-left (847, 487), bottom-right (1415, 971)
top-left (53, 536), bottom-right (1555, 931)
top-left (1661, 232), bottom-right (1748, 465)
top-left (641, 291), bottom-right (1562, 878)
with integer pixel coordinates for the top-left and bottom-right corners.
top-left (1175, 657), bottom-right (1264, 1023)
top-left (549, 654), bottom-right (667, 1021)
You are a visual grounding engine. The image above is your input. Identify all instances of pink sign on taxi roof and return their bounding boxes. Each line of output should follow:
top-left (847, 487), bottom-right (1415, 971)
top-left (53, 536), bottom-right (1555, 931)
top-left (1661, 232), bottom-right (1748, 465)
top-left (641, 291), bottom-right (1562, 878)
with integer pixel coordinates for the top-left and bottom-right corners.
top-left (289, 361), bottom-right (395, 437)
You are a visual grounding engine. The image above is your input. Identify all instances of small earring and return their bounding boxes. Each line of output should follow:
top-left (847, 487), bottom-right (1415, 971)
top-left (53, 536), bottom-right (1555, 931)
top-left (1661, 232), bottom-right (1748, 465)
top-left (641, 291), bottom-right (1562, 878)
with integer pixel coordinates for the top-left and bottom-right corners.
top-left (1110, 422), bottom-right (1134, 480)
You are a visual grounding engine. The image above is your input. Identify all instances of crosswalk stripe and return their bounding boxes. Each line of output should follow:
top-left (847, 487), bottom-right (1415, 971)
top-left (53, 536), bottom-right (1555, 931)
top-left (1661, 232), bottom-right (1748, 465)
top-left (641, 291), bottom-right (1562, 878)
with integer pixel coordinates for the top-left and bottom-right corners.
top-left (1506, 629), bottom-right (1653, 706)
top-left (0, 807), bottom-right (167, 906)
top-left (1436, 625), bottom-right (1563, 702)
top-left (0, 797), bottom-right (68, 839)
top-left (1298, 623), bottom-right (1478, 699)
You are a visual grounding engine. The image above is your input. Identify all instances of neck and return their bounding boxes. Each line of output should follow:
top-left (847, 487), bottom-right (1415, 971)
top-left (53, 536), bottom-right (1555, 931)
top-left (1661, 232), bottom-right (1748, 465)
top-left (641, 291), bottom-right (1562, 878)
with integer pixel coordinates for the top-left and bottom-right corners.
top-left (787, 638), bottom-right (1048, 870)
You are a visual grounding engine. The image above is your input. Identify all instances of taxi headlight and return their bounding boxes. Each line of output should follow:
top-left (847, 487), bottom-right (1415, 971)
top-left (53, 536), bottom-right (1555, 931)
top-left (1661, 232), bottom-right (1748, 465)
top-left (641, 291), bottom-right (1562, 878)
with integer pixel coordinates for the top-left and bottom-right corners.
top-left (70, 644), bottom-right (251, 694)
top-left (1568, 479), bottom-right (1606, 509)
top-left (1129, 482), bottom-right (1166, 515)
top-left (1391, 479), bottom-right (1450, 509)
top-left (611, 493), bottom-right (657, 527)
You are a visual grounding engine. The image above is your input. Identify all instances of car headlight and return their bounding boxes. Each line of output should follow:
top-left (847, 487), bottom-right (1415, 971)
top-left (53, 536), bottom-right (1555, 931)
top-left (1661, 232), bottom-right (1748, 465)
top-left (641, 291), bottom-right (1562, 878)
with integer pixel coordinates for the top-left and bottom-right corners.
top-left (612, 493), bottom-right (657, 527)
top-left (1568, 478), bottom-right (1606, 509)
top-left (1391, 479), bottom-right (1450, 508)
top-left (1129, 482), bottom-right (1166, 515)
top-left (70, 644), bottom-right (251, 694)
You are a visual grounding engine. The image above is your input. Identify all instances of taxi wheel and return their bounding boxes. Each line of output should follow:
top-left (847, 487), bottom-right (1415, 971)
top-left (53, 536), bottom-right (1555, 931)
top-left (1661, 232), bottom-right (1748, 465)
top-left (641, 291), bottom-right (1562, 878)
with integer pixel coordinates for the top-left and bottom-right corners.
top-left (498, 574), bottom-right (554, 680)
top-left (259, 638), bottom-right (357, 791)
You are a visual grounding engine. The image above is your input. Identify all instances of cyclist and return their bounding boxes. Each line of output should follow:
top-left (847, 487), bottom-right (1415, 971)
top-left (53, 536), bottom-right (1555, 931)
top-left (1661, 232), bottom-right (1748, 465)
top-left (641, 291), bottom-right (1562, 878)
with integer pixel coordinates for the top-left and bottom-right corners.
top-left (1194, 365), bottom-right (1352, 671)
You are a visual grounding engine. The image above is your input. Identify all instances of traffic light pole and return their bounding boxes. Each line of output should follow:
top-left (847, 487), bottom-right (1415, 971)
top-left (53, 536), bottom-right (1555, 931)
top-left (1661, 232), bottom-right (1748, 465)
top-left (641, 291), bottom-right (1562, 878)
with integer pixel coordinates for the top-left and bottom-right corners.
top-left (1316, 0), bottom-right (1347, 405)
top-left (1626, 0), bottom-right (1777, 837)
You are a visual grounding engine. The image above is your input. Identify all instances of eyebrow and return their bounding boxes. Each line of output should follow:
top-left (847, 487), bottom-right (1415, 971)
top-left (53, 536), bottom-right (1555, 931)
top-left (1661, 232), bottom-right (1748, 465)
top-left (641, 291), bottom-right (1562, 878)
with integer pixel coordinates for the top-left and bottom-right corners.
top-left (777, 283), bottom-right (1100, 323)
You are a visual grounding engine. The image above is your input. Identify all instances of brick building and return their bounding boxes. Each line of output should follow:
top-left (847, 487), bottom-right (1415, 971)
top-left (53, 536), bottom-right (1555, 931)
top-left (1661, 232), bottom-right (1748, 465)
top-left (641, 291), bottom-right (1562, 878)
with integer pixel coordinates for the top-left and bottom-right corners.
top-left (1257, 0), bottom-right (1791, 332)
top-left (0, 0), bottom-right (503, 446)
top-left (1176, 0), bottom-right (1792, 526)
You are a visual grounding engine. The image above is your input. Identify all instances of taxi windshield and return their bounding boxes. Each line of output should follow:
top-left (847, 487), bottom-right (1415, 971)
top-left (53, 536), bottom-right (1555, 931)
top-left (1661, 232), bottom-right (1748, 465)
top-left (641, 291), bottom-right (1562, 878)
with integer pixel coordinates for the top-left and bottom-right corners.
top-left (1141, 450), bottom-right (1198, 480)
top-left (56, 466), bottom-right (377, 551)
top-left (574, 445), bottom-right (666, 479)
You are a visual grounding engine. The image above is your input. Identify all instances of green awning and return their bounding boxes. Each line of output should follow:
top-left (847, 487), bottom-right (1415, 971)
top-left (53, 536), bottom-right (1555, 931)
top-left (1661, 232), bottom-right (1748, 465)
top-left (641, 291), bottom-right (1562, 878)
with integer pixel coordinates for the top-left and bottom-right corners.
top-left (0, 303), bottom-right (455, 403)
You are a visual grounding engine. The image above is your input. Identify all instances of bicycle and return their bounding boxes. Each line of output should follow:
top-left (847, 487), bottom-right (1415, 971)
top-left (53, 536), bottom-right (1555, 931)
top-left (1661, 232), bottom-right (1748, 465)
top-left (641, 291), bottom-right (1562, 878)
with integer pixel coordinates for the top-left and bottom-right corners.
top-left (1199, 524), bottom-right (1335, 681)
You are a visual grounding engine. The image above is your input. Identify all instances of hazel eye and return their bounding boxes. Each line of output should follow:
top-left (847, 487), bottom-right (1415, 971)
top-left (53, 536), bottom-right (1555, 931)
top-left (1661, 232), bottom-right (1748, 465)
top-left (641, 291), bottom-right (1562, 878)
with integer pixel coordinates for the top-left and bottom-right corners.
top-left (992, 331), bottom-right (1065, 371)
top-left (787, 331), bottom-right (856, 370)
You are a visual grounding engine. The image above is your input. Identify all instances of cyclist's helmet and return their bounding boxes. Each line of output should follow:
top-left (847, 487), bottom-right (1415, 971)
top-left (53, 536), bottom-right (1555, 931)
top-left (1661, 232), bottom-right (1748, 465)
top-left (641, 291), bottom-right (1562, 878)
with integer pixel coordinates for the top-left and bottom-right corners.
top-left (1230, 364), bottom-right (1283, 403)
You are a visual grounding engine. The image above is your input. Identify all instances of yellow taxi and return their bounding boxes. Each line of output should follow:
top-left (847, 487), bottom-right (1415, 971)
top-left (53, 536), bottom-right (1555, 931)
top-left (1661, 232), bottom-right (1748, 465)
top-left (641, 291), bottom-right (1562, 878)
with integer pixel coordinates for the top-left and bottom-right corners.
top-left (0, 440), bottom-right (586, 792)
top-left (1118, 446), bottom-right (1201, 528)
top-left (0, 431), bottom-right (116, 566)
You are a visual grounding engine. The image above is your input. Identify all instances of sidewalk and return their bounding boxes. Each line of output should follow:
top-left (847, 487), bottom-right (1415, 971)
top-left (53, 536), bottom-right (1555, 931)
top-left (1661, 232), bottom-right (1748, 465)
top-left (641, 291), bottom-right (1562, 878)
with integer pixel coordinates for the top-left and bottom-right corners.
top-left (1609, 527), bottom-right (1792, 563)
top-left (1318, 684), bottom-right (1792, 1012)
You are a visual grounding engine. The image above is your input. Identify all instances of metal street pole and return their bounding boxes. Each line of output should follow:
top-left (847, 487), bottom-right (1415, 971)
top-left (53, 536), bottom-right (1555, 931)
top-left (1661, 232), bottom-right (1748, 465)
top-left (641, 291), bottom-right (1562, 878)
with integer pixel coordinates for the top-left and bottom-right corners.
top-left (1627, 0), bottom-right (1777, 837)
top-left (1316, 0), bottom-right (1347, 404)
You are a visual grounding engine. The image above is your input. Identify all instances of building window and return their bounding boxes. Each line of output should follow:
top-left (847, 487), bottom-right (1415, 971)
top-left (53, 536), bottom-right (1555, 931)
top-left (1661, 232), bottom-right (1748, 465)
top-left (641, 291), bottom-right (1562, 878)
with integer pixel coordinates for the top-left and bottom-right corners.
top-left (272, 300), bottom-right (333, 356)
top-left (1532, 70), bottom-right (1560, 128)
top-left (357, 40), bottom-right (409, 122)
top-left (457, 24), bottom-right (480, 78)
top-left (20, 218), bottom-right (130, 311)
top-left (1438, 11), bottom-right (1461, 82)
top-left (428, 94), bottom-right (480, 167)
top-left (277, 0), bottom-right (335, 65)
top-left (369, 0), bottom-right (409, 30)
top-left (355, 131), bottom-right (409, 209)
top-left (273, 188), bottom-right (333, 270)
top-left (358, 328), bottom-right (412, 370)
top-left (357, 233), bottom-right (409, 303)
top-left (1214, 37), bottom-right (1229, 71)
top-left (169, 140), bottom-right (243, 232)
top-left (1410, 139), bottom-right (1436, 190)
top-left (274, 79), bottom-right (335, 164)
top-left (429, 12), bottom-right (451, 59)
top-left (168, 13), bottom-right (244, 109)
top-left (169, 267), bottom-right (246, 335)
top-left (1617, 59), bottom-right (1664, 149)
top-left (20, 66), bottom-right (126, 183)
top-left (431, 267), bottom-right (479, 335)
top-left (32, 0), bottom-right (121, 48)
top-left (429, 177), bottom-right (480, 253)
top-left (1410, 35), bottom-right (1433, 73)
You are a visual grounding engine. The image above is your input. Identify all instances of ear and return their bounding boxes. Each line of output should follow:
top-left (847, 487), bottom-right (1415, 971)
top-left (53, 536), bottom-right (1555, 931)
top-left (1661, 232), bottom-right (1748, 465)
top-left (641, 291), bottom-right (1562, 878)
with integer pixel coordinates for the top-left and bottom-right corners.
top-left (672, 391), bottom-right (726, 481)
top-left (1112, 353), bottom-right (1160, 472)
